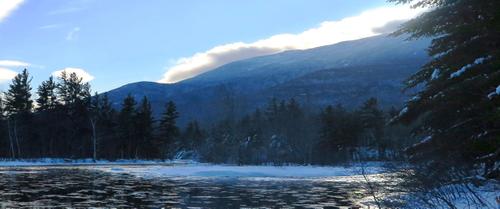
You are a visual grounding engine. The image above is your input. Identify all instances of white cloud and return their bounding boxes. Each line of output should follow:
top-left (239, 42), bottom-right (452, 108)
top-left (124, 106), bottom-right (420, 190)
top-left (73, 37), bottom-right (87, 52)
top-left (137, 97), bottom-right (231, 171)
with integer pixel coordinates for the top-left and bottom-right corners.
top-left (0, 67), bottom-right (17, 84)
top-left (52, 67), bottom-right (94, 82)
top-left (39, 24), bottom-right (63, 30)
top-left (66, 27), bottom-right (81, 40)
top-left (0, 60), bottom-right (30, 67)
top-left (160, 6), bottom-right (425, 83)
top-left (0, 0), bottom-right (24, 23)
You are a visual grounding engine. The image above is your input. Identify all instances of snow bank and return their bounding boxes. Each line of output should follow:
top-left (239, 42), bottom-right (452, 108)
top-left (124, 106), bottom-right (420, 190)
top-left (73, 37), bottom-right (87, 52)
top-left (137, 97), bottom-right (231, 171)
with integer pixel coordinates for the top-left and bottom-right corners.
top-left (98, 162), bottom-right (386, 178)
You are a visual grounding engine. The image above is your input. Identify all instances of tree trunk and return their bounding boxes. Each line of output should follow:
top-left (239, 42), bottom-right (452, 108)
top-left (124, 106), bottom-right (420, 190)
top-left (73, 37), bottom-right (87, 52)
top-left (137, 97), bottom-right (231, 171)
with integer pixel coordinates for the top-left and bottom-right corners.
top-left (7, 119), bottom-right (15, 159)
top-left (90, 118), bottom-right (97, 161)
top-left (13, 119), bottom-right (21, 158)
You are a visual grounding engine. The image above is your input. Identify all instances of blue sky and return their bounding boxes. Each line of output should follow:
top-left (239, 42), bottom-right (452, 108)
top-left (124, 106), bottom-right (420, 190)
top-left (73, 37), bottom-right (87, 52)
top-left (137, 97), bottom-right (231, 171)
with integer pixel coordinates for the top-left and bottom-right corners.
top-left (0, 0), bottom-right (421, 93)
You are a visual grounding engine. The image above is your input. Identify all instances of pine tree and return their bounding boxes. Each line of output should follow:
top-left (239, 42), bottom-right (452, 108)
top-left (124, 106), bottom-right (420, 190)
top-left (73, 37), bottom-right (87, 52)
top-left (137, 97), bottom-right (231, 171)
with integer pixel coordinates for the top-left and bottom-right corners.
top-left (389, 0), bottom-right (500, 175)
top-left (4, 69), bottom-right (32, 115)
top-left (318, 104), bottom-right (362, 163)
top-left (117, 94), bottom-right (136, 158)
top-left (57, 71), bottom-right (90, 107)
top-left (54, 71), bottom-right (92, 157)
top-left (99, 94), bottom-right (115, 123)
top-left (358, 98), bottom-right (385, 159)
top-left (36, 76), bottom-right (58, 111)
top-left (35, 76), bottom-right (60, 158)
top-left (182, 120), bottom-right (203, 150)
top-left (265, 97), bottom-right (279, 122)
top-left (159, 101), bottom-right (180, 157)
top-left (135, 96), bottom-right (154, 158)
top-left (4, 69), bottom-right (33, 158)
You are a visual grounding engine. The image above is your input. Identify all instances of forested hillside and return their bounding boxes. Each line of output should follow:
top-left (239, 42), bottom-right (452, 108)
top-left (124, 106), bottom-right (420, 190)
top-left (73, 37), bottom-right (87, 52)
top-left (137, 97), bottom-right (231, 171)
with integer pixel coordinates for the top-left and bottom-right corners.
top-left (0, 69), bottom-right (417, 163)
top-left (105, 35), bottom-right (430, 125)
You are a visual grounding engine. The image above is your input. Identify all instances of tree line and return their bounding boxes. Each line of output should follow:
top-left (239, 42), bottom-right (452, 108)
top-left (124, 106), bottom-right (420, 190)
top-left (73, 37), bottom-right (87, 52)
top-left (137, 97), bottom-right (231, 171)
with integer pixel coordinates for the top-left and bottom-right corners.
top-left (0, 69), bottom-right (416, 163)
top-left (0, 69), bottom-right (179, 160)
top-left (189, 97), bottom-right (415, 164)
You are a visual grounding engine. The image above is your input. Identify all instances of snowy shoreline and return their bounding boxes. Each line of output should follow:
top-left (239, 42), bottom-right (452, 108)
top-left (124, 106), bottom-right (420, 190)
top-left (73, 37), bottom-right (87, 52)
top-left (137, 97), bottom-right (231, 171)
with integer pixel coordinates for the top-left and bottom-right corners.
top-left (97, 163), bottom-right (386, 178)
top-left (0, 158), bottom-right (388, 178)
top-left (0, 158), bottom-right (197, 167)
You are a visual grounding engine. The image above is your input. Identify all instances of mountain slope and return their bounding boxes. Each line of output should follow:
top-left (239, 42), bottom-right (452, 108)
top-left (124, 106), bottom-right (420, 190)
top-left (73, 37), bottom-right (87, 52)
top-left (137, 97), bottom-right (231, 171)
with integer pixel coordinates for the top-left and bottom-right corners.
top-left (105, 34), bottom-right (431, 125)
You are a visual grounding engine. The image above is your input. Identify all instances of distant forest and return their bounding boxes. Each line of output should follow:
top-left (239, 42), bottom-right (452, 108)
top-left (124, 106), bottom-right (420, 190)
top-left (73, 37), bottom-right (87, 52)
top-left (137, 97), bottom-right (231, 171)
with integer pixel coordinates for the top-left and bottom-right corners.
top-left (0, 69), bottom-right (416, 164)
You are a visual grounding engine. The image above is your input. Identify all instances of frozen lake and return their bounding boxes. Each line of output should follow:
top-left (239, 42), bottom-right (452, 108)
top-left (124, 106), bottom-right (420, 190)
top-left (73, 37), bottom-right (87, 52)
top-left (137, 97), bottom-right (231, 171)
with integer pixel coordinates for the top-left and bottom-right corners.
top-left (0, 164), bottom-right (384, 208)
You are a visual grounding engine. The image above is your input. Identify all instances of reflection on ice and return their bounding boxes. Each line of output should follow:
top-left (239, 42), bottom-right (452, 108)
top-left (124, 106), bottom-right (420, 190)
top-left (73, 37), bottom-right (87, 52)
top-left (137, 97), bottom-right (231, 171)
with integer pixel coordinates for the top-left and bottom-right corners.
top-left (0, 165), bottom-right (384, 208)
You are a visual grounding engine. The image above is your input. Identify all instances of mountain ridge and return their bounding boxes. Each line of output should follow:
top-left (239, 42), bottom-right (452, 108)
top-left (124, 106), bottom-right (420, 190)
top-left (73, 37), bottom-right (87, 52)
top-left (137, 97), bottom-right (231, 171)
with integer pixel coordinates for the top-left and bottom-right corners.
top-left (105, 34), bottom-right (431, 125)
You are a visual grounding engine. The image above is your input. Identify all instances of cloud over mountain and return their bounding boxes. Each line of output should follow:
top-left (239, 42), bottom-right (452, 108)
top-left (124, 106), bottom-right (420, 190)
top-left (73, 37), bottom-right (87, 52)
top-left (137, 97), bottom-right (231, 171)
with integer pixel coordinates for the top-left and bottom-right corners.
top-left (160, 6), bottom-right (424, 83)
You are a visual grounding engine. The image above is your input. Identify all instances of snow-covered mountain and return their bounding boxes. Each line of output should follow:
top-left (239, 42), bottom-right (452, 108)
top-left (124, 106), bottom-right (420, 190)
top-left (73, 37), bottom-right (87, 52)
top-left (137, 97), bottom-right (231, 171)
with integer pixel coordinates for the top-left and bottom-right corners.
top-left (105, 34), bottom-right (431, 125)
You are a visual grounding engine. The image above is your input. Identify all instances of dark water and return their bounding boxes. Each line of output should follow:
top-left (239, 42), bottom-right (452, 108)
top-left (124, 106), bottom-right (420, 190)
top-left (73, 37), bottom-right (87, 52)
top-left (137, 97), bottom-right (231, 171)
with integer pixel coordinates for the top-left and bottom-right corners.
top-left (0, 166), bottom-right (371, 208)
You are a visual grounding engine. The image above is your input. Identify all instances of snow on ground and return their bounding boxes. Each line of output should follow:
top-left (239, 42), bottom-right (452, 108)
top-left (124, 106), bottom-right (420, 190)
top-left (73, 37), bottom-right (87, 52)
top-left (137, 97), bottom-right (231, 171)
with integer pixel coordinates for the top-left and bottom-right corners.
top-left (390, 179), bottom-right (500, 209)
top-left (96, 162), bottom-right (386, 178)
top-left (0, 158), bottom-right (196, 166)
top-left (0, 158), bottom-right (387, 178)
top-left (0, 158), bottom-right (387, 179)
top-left (453, 180), bottom-right (499, 209)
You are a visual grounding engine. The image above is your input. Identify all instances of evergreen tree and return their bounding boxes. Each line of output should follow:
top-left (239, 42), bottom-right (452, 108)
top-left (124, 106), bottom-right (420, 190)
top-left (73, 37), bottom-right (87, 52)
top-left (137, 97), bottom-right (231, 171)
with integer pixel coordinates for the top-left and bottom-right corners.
top-left (182, 120), bottom-right (203, 150)
top-left (35, 76), bottom-right (59, 157)
top-left (55, 71), bottom-right (92, 157)
top-left (117, 94), bottom-right (136, 158)
top-left (4, 69), bottom-right (33, 158)
top-left (265, 97), bottom-right (279, 122)
top-left (99, 94), bottom-right (115, 124)
top-left (390, 0), bottom-right (500, 175)
top-left (135, 96), bottom-right (154, 158)
top-left (358, 98), bottom-right (386, 159)
top-left (36, 76), bottom-right (58, 111)
top-left (159, 101), bottom-right (180, 157)
top-left (57, 71), bottom-right (91, 107)
top-left (317, 104), bottom-right (362, 163)
top-left (96, 93), bottom-right (117, 159)
top-left (4, 69), bottom-right (32, 115)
